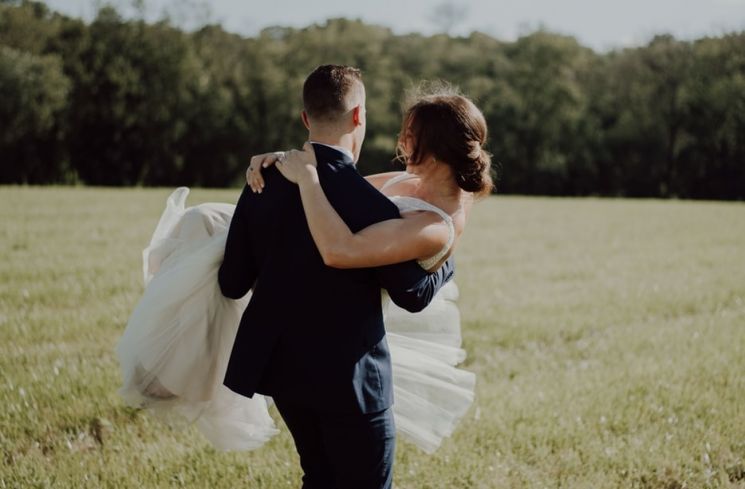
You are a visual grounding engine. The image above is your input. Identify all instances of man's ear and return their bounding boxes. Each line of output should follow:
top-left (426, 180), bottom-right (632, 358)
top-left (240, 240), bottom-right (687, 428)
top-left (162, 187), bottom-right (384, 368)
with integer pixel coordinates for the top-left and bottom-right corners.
top-left (352, 105), bottom-right (362, 126)
top-left (301, 110), bottom-right (310, 130)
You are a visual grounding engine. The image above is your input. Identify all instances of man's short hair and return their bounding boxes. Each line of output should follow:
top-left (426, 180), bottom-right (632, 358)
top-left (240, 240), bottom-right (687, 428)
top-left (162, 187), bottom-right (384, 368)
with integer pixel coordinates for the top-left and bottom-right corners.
top-left (302, 65), bottom-right (363, 123)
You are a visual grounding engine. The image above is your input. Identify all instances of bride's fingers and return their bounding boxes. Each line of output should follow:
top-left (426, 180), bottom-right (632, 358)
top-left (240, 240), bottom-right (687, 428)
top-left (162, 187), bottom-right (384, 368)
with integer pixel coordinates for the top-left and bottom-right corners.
top-left (246, 156), bottom-right (260, 186)
top-left (247, 154), bottom-right (277, 192)
top-left (264, 152), bottom-right (284, 168)
top-left (250, 170), bottom-right (260, 193)
top-left (253, 165), bottom-right (265, 192)
top-left (249, 151), bottom-right (290, 193)
top-left (247, 160), bottom-right (257, 190)
top-left (248, 170), bottom-right (256, 193)
top-left (247, 166), bottom-right (262, 193)
top-left (247, 170), bottom-right (257, 193)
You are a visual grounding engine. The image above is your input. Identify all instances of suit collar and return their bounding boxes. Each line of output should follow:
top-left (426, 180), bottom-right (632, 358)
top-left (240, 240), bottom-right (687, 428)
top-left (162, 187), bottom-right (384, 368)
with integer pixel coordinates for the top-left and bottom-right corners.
top-left (311, 142), bottom-right (355, 168)
top-left (309, 141), bottom-right (355, 161)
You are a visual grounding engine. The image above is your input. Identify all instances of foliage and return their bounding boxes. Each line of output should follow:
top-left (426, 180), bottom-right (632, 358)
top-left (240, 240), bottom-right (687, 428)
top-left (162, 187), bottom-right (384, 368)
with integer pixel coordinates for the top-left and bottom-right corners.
top-left (0, 45), bottom-right (70, 183)
top-left (0, 1), bottom-right (744, 198)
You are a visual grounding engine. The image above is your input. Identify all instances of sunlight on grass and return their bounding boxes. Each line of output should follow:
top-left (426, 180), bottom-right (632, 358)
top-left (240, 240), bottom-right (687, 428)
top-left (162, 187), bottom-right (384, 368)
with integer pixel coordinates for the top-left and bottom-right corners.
top-left (1, 187), bottom-right (744, 488)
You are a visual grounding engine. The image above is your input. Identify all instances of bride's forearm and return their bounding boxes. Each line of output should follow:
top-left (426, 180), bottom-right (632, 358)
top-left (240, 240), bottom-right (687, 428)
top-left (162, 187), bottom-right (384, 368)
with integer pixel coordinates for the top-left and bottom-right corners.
top-left (294, 169), bottom-right (448, 269)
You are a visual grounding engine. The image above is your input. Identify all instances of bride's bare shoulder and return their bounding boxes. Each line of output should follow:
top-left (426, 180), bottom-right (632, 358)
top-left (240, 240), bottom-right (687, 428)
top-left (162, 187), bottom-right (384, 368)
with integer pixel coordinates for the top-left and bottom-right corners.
top-left (364, 171), bottom-right (406, 190)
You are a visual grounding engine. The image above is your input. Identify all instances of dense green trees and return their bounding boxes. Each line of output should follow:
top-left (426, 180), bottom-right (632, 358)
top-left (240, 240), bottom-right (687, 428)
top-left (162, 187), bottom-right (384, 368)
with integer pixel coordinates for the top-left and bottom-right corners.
top-left (0, 46), bottom-right (69, 182)
top-left (1, 0), bottom-right (743, 198)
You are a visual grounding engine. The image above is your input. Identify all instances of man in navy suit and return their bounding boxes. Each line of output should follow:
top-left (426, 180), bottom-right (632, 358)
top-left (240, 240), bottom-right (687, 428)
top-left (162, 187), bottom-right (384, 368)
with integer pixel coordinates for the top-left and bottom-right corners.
top-left (218, 65), bottom-right (453, 489)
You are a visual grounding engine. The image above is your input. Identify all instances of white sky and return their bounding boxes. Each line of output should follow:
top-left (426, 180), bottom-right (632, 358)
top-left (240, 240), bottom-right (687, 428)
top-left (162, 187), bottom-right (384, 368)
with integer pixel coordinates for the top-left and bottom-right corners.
top-left (44, 0), bottom-right (745, 51)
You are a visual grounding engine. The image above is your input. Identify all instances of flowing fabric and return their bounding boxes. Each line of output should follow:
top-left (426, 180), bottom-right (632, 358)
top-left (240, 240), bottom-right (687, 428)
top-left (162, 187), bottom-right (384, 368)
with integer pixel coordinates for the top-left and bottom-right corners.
top-left (117, 187), bottom-right (474, 453)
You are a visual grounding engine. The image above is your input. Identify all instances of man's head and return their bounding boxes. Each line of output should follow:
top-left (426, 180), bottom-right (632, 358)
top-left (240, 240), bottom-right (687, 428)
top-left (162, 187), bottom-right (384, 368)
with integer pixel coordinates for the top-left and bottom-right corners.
top-left (301, 65), bottom-right (366, 162)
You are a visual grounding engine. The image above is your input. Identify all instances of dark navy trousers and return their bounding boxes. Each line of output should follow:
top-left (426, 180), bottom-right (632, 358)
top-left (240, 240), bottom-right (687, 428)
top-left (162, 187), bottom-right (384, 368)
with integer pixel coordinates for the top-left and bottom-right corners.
top-left (273, 397), bottom-right (396, 489)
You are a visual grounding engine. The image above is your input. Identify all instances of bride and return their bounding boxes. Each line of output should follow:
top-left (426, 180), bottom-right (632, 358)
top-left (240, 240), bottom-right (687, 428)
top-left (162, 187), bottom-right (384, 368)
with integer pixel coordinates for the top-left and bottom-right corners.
top-left (117, 85), bottom-right (493, 454)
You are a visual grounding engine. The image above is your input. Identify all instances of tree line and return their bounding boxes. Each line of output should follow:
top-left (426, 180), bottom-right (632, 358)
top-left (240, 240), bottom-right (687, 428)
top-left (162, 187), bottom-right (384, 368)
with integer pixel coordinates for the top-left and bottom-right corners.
top-left (1, 0), bottom-right (744, 199)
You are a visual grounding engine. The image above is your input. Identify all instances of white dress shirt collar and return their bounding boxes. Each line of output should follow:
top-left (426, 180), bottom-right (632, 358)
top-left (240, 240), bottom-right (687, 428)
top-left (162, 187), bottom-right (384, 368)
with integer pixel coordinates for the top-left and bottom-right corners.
top-left (309, 141), bottom-right (355, 162)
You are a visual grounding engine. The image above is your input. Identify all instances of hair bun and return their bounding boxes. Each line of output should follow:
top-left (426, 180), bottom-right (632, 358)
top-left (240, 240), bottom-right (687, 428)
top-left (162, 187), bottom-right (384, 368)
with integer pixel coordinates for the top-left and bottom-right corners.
top-left (455, 146), bottom-right (492, 194)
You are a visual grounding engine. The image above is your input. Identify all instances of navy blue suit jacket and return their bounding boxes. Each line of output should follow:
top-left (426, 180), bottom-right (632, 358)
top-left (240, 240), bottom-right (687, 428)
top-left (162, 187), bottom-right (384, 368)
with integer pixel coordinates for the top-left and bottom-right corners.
top-left (219, 144), bottom-right (454, 414)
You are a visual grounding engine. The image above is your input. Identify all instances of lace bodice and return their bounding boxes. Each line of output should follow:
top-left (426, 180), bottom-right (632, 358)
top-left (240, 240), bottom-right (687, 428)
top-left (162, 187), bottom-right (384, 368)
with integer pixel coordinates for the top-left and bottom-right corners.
top-left (381, 173), bottom-right (455, 270)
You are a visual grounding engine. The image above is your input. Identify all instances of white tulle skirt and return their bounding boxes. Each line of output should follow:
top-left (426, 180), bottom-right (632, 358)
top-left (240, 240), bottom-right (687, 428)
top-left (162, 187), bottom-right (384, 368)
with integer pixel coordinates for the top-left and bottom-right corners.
top-left (117, 187), bottom-right (475, 453)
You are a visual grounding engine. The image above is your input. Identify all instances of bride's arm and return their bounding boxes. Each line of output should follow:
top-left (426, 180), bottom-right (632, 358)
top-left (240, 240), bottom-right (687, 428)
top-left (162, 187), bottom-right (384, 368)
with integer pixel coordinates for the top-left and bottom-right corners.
top-left (275, 146), bottom-right (450, 269)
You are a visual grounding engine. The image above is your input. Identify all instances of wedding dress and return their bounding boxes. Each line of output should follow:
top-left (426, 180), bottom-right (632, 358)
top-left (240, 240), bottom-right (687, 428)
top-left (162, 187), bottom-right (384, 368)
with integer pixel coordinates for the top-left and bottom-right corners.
top-left (117, 176), bottom-right (475, 453)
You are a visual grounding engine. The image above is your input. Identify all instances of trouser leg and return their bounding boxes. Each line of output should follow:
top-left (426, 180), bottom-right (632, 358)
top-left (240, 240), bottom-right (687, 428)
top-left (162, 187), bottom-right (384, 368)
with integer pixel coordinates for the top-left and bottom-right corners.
top-left (273, 397), bottom-right (336, 489)
top-left (320, 407), bottom-right (396, 489)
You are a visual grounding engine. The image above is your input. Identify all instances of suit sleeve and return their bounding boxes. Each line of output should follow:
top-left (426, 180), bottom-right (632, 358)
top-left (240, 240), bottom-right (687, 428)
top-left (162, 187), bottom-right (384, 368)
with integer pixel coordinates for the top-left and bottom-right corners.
top-left (325, 165), bottom-right (455, 313)
top-left (218, 184), bottom-right (258, 299)
top-left (376, 257), bottom-right (454, 313)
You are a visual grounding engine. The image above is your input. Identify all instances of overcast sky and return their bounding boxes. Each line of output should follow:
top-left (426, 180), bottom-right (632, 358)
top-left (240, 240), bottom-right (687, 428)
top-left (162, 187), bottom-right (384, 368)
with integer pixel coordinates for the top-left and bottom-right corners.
top-left (44, 0), bottom-right (745, 51)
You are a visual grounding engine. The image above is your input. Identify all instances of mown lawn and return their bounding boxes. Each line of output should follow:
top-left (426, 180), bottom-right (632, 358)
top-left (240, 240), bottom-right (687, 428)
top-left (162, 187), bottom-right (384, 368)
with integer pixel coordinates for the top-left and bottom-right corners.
top-left (1, 186), bottom-right (744, 488)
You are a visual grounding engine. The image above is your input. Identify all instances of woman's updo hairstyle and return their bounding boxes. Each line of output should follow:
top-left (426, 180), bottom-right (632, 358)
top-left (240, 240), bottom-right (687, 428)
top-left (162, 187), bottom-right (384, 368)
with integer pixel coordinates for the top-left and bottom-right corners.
top-left (396, 83), bottom-right (494, 196)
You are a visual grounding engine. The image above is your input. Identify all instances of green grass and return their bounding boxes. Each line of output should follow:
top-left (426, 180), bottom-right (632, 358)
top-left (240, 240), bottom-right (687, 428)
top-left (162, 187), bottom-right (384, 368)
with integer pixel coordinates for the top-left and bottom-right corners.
top-left (1, 186), bottom-right (744, 488)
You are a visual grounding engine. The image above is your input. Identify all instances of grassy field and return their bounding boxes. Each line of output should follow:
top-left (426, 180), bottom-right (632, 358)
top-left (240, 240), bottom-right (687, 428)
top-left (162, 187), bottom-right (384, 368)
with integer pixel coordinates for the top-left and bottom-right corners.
top-left (1, 186), bottom-right (744, 488)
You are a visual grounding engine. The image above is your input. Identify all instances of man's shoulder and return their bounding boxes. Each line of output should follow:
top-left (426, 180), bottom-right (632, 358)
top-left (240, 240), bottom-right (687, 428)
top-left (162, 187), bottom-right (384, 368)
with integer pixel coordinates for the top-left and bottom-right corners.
top-left (318, 165), bottom-right (401, 231)
top-left (316, 161), bottom-right (367, 194)
top-left (318, 162), bottom-right (381, 197)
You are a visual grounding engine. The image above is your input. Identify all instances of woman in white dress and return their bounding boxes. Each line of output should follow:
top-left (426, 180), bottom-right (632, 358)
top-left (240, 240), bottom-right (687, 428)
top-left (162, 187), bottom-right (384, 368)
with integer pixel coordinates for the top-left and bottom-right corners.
top-left (117, 86), bottom-right (492, 454)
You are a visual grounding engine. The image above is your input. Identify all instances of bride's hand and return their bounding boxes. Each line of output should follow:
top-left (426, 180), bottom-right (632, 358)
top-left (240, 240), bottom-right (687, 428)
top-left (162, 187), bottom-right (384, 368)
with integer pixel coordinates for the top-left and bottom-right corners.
top-left (276, 142), bottom-right (318, 185)
top-left (246, 151), bottom-right (284, 193)
top-left (247, 143), bottom-right (318, 192)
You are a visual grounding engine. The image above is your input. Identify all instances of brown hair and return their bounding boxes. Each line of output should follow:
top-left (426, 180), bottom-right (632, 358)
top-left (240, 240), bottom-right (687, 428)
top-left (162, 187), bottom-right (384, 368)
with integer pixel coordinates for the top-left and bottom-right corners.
top-left (302, 65), bottom-right (363, 123)
top-left (397, 84), bottom-right (494, 196)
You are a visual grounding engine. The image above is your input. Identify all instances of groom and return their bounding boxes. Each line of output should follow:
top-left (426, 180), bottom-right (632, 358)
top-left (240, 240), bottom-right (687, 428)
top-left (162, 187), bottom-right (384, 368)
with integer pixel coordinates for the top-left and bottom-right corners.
top-left (218, 65), bottom-right (453, 489)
